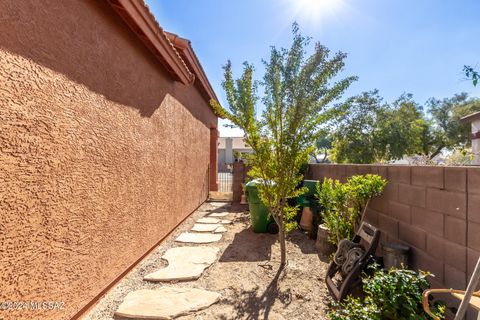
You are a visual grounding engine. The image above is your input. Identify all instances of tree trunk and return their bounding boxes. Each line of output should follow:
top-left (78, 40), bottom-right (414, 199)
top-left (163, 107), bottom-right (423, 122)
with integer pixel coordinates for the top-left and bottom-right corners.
top-left (429, 145), bottom-right (444, 160)
top-left (322, 150), bottom-right (328, 162)
top-left (278, 225), bottom-right (287, 267)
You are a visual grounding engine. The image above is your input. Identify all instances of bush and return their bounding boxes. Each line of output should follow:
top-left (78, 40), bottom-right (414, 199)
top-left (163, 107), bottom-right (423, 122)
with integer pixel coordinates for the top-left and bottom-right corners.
top-left (328, 267), bottom-right (445, 320)
top-left (316, 174), bottom-right (387, 245)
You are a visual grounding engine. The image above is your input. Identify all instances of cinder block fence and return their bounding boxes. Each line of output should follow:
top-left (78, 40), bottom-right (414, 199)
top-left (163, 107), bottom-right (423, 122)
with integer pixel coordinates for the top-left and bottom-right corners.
top-left (308, 164), bottom-right (480, 318)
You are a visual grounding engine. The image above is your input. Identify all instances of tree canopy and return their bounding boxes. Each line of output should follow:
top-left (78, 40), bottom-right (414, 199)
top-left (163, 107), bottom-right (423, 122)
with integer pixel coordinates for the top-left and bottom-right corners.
top-left (211, 24), bottom-right (356, 265)
top-left (330, 91), bottom-right (480, 164)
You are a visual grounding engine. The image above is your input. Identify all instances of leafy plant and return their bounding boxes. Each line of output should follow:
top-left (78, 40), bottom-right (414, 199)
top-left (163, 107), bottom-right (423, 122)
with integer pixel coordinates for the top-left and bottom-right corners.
top-left (317, 178), bottom-right (355, 245)
top-left (347, 174), bottom-right (387, 223)
top-left (211, 23), bottom-right (356, 266)
top-left (328, 267), bottom-right (445, 320)
top-left (328, 296), bottom-right (380, 320)
top-left (464, 65), bottom-right (479, 87)
top-left (316, 174), bottom-right (387, 245)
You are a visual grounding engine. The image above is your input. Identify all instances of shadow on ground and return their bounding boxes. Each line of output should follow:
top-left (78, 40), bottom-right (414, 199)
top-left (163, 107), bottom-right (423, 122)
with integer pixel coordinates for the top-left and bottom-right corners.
top-left (218, 266), bottom-right (292, 320)
top-left (287, 230), bottom-right (318, 255)
top-left (219, 228), bottom-right (277, 262)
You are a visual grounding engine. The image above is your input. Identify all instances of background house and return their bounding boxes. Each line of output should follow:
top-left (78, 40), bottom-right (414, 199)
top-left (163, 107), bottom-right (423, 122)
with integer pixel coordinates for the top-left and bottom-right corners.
top-left (462, 111), bottom-right (480, 165)
top-left (0, 1), bottom-right (219, 319)
top-left (217, 137), bottom-right (253, 172)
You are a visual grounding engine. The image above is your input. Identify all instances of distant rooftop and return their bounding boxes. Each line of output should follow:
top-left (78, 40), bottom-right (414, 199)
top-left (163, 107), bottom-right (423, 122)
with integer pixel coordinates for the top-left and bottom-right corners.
top-left (461, 111), bottom-right (480, 123)
top-left (218, 137), bottom-right (250, 149)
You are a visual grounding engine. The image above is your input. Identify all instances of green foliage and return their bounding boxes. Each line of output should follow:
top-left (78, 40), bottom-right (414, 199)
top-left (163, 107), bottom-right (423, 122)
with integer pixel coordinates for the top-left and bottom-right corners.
top-left (311, 135), bottom-right (332, 163)
top-left (422, 93), bottom-right (480, 159)
top-left (328, 267), bottom-right (445, 320)
top-left (211, 23), bottom-right (356, 264)
top-left (317, 178), bottom-right (354, 245)
top-left (331, 91), bottom-right (428, 163)
top-left (464, 65), bottom-right (479, 87)
top-left (316, 174), bottom-right (387, 245)
top-left (444, 148), bottom-right (476, 166)
top-left (328, 296), bottom-right (380, 320)
top-left (330, 91), bottom-right (480, 163)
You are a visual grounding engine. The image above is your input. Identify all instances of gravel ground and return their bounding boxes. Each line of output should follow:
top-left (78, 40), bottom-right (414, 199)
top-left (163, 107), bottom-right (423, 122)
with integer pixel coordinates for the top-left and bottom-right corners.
top-left (83, 202), bottom-right (330, 320)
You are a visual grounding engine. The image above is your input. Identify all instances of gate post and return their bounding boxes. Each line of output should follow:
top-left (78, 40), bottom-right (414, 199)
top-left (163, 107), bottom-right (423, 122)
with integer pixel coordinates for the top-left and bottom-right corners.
top-left (209, 126), bottom-right (218, 191)
top-left (232, 161), bottom-right (246, 203)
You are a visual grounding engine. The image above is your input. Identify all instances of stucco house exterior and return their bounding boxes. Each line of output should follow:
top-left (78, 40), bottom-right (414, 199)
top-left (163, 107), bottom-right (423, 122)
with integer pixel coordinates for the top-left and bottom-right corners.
top-left (462, 111), bottom-right (480, 165)
top-left (217, 136), bottom-right (253, 172)
top-left (0, 1), bottom-right (219, 319)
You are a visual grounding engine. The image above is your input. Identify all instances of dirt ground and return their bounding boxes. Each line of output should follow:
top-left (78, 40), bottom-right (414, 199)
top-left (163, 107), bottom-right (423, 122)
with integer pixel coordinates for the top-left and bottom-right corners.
top-left (84, 202), bottom-right (331, 320)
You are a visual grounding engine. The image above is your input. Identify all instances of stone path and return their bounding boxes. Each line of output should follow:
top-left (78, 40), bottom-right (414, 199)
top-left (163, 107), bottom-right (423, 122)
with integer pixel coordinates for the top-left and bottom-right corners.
top-left (196, 217), bottom-right (221, 224)
top-left (114, 202), bottom-right (233, 319)
top-left (175, 232), bottom-right (222, 243)
top-left (191, 223), bottom-right (222, 232)
top-left (207, 212), bottom-right (230, 217)
top-left (196, 217), bottom-right (233, 224)
top-left (143, 247), bottom-right (220, 282)
top-left (115, 288), bottom-right (221, 319)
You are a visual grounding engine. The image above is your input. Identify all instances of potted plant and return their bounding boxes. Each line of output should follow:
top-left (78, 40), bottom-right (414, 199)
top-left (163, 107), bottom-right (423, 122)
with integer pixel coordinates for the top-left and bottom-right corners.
top-left (315, 174), bottom-right (387, 257)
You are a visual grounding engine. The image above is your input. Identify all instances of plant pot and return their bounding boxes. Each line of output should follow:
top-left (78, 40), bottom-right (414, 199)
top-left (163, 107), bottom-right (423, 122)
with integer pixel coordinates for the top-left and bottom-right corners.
top-left (299, 207), bottom-right (313, 231)
top-left (316, 224), bottom-right (336, 257)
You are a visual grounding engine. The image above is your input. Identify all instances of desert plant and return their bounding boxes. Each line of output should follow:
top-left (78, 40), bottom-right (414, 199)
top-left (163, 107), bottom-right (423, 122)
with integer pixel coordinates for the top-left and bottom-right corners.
top-left (347, 174), bottom-right (387, 225)
top-left (317, 178), bottom-right (355, 245)
top-left (329, 266), bottom-right (445, 320)
top-left (316, 174), bottom-right (386, 245)
top-left (211, 24), bottom-right (356, 266)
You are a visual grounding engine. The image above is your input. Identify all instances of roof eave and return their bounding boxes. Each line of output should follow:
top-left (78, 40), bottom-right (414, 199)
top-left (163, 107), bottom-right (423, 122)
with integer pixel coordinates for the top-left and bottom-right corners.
top-left (461, 111), bottom-right (480, 123)
top-left (107, 0), bottom-right (194, 85)
top-left (166, 32), bottom-right (219, 104)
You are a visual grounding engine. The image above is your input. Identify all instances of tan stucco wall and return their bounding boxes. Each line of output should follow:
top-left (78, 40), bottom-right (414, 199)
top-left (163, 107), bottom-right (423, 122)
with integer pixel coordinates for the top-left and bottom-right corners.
top-left (0, 1), bottom-right (216, 319)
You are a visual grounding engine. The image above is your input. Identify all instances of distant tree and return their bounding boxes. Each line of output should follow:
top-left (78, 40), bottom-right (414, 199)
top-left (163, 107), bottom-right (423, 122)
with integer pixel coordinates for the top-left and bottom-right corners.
top-left (331, 91), bottom-right (426, 163)
top-left (377, 94), bottom-right (427, 160)
top-left (211, 24), bottom-right (356, 267)
top-left (311, 135), bottom-right (332, 163)
top-left (330, 90), bottom-right (385, 163)
top-left (421, 93), bottom-right (480, 159)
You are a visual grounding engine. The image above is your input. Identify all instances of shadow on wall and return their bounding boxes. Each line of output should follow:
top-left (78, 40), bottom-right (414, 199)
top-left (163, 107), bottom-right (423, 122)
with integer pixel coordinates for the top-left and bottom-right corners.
top-left (0, 0), bottom-right (213, 123)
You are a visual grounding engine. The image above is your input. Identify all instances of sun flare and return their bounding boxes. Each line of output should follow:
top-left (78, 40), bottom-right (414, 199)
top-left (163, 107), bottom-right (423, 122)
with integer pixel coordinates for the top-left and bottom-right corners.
top-left (288, 0), bottom-right (347, 26)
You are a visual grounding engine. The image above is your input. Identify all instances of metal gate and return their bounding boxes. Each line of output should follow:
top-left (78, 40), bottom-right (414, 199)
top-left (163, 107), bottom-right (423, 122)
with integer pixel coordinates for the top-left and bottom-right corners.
top-left (217, 171), bottom-right (233, 192)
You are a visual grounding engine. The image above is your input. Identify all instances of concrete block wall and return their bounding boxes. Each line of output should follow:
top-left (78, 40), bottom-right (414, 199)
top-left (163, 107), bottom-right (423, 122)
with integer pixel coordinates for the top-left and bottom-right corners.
top-left (232, 162), bottom-right (248, 202)
top-left (308, 164), bottom-right (480, 303)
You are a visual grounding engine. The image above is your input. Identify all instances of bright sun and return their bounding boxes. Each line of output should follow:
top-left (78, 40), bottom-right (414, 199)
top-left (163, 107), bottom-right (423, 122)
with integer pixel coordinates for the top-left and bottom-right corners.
top-left (289, 0), bottom-right (346, 26)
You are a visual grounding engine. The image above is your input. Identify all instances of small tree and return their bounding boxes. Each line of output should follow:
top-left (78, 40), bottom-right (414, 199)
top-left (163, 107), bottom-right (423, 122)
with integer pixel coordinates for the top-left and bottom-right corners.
top-left (211, 24), bottom-right (356, 267)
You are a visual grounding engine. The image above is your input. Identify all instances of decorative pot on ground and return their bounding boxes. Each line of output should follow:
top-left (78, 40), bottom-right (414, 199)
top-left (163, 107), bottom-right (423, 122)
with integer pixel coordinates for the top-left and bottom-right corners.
top-left (316, 224), bottom-right (336, 257)
top-left (299, 206), bottom-right (313, 231)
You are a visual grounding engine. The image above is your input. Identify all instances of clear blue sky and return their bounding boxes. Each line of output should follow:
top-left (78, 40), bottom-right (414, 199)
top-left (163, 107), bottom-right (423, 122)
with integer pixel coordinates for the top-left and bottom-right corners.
top-left (146, 0), bottom-right (480, 136)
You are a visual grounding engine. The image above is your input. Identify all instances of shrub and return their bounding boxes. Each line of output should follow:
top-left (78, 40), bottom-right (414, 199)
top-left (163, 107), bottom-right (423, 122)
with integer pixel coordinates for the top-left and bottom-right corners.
top-left (328, 267), bottom-right (445, 320)
top-left (316, 174), bottom-right (387, 245)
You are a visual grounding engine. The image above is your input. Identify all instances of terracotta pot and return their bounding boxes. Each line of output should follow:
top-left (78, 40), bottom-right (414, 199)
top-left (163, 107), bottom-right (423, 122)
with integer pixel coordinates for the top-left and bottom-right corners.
top-left (299, 207), bottom-right (313, 231)
top-left (316, 224), bottom-right (336, 257)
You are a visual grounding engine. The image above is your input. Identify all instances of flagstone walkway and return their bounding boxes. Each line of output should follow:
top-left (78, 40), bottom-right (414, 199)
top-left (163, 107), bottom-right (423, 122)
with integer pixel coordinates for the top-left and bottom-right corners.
top-left (83, 201), bottom-right (330, 320)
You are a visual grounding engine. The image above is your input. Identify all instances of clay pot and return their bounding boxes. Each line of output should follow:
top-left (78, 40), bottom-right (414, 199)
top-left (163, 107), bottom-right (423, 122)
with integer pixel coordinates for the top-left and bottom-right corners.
top-left (299, 207), bottom-right (313, 231)
top-left (316, 224), bottom-right (336, 257)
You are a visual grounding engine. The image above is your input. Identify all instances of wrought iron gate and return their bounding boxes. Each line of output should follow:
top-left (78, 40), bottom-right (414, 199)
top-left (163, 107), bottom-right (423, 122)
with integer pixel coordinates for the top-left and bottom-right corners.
top-left (217, 171), bottom-right (233, 192)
